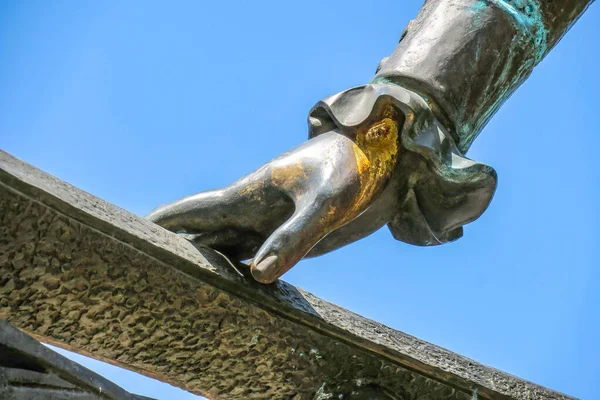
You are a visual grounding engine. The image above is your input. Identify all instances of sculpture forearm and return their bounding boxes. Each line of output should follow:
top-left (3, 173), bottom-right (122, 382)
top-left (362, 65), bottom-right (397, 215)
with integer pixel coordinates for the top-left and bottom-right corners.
top-left (374, 0), bottom-right (593, 153)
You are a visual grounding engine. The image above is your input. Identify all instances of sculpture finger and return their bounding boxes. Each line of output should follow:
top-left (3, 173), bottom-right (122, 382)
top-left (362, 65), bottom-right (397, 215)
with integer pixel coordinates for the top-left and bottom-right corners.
top-left (146, 167), bottom-right (294, 239)
top-left (306, 175), bottom-right (400, 257)
top-left (182, 229), bottom-right (266, 260)
top-left (250, 196), bottom-right (349, 284)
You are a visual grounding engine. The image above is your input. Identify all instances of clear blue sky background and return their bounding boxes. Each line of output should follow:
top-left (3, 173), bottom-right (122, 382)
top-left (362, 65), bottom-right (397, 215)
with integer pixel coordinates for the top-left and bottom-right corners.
top-left (1, 1), bottom-right (599, 399)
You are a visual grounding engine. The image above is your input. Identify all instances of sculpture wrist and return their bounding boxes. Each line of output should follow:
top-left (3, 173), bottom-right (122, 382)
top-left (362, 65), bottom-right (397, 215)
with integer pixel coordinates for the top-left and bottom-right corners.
top-left (307, 83), bottom-right (497, 246)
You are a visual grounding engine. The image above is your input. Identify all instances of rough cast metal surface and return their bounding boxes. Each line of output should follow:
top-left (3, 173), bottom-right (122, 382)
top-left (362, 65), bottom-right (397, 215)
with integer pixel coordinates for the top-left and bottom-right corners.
top-left (0, 320), bottom-right (153, 399)
top-left (0, 150), bottom-right (574, 400)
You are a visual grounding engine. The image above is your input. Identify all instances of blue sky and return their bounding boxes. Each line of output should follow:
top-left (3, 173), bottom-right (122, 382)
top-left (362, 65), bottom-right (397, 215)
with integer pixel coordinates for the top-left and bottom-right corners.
top-left (1, 1), bottom-right (599, 399)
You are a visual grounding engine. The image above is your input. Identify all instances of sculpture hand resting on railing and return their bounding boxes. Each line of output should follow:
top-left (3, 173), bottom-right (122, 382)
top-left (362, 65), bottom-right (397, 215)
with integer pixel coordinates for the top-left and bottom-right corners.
top-left (148, 0), bottom-right (592, 283)
top-left (147, 85), bottom-right (495, 284)
top-left (147, 104), bottom-right (403, 284)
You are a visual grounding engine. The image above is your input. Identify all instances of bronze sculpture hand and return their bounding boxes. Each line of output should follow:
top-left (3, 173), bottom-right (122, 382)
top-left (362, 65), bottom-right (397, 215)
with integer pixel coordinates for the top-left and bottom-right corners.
top-left (148, 0), bottom-right (592, 283)
top-left (148, 104), bottom-right (401, 283)
top-left (148, 85), bottom-right (496, 283)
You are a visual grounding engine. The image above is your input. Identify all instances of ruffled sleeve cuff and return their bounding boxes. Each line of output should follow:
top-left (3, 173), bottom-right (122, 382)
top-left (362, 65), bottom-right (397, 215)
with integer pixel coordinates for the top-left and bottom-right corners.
top-left (308, 83), bottom-right (497, 246)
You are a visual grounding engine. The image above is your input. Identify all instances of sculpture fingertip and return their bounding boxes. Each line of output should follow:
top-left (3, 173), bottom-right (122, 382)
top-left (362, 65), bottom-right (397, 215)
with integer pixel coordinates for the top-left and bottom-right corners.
top-left (250, 255), bottom-right (279, 284)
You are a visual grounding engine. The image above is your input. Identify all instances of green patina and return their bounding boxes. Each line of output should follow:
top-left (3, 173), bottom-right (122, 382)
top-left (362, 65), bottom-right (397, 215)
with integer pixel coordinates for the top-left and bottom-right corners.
top-left (471, 0), bottom-right (547, 62)
top-left (458, 0), bottom-right (549, 151)
top-left (373, 0), bottom-right (549, 153)
top-left (489, 0), bottom-right (548, 62)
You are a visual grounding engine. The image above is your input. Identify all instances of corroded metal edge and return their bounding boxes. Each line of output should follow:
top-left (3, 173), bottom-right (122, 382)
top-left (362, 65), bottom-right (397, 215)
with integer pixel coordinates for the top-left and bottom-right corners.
top-left (0, 149), bottom-right (575, 400)
top-left (0, 320), bottom-right (154, 399)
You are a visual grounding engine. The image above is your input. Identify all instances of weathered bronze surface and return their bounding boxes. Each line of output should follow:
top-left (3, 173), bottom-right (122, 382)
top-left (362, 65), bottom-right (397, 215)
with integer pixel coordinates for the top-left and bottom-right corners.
top-left (0, 150), bottom-right (575, 399)
top-left (148, 0), bottom-right (593, 283)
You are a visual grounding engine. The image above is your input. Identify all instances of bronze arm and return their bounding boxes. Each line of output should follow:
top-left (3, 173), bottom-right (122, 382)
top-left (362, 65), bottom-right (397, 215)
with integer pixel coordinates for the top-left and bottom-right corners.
top-left (148, 0), bottom-right (594, 284)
